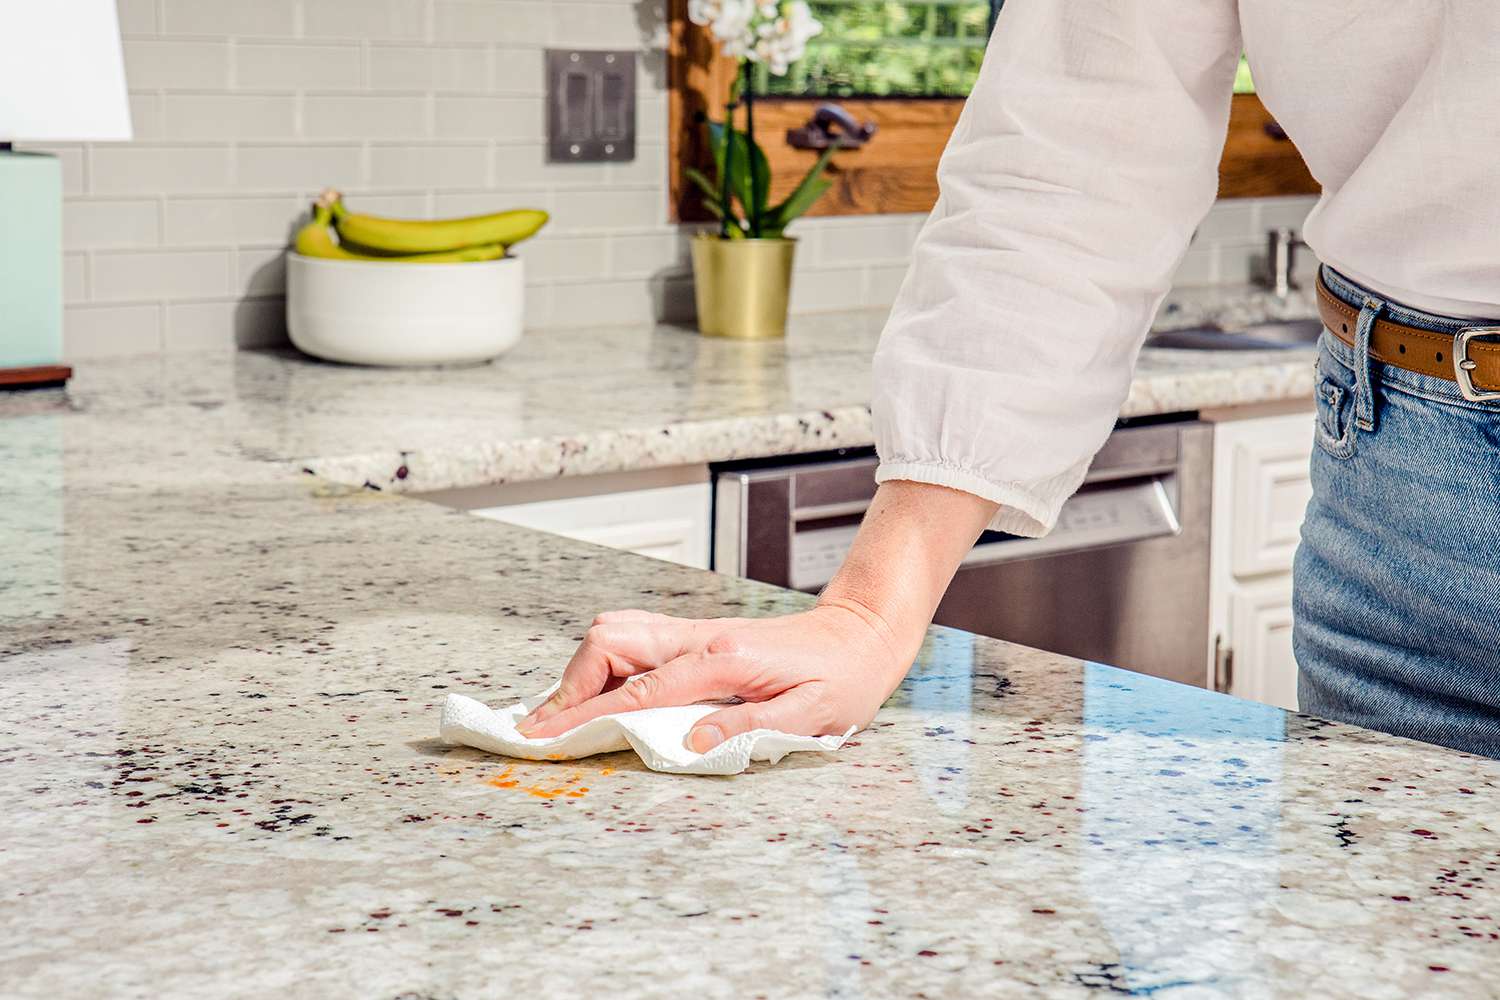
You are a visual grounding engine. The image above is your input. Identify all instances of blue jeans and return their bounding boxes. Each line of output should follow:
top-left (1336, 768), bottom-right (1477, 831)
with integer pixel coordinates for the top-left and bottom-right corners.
top-left (1293, 266), bottom-right (1500, 757)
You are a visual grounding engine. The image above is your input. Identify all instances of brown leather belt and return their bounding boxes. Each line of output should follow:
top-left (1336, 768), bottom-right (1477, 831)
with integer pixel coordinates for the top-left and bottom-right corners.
top-left (1316, 273), bottom-right (1500, 401)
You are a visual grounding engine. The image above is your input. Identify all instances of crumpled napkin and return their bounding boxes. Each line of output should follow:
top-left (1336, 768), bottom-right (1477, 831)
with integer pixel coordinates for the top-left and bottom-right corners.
top-left (438, 685), bottom-right (853, 775)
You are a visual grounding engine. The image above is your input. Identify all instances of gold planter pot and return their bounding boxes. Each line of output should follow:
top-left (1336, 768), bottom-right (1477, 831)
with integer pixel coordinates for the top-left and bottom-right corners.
top-left (691, 234), bottom-right (797, 340)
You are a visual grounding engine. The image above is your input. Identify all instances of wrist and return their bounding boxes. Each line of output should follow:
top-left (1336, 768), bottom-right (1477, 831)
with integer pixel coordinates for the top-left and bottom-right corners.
top-left (815, 588), bottom-right (924, 676)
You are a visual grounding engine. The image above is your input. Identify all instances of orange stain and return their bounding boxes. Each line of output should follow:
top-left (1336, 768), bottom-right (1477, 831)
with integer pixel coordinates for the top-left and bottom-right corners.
top-left (485, 761), bottom-right (617, 799)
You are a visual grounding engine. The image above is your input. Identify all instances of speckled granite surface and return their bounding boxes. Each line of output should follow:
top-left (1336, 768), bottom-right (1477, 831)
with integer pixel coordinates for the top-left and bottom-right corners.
top-left (51, 291), bottom-right (1321, 495)
top-left (4, 300), bottom-right (1496, 998)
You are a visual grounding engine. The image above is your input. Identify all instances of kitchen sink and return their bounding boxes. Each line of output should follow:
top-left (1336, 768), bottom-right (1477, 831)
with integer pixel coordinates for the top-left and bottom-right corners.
top-left (1146, 317), bottom-right (1325, 351)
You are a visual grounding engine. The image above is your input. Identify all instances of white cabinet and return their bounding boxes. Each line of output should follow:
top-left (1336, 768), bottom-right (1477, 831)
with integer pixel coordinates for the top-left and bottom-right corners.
top-left (426, 466), bottom-right (714, 570)
top-left (1208, 410), bottom-right (1315, 710)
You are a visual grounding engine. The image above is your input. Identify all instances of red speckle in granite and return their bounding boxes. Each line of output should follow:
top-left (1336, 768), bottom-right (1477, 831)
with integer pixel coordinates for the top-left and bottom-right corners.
top-left (917, 950), bottom-right (938, 958)
top-left (1392, 896), bottom-right (1412, 902)
top-left (1429, 966), bottom-right (1449, 973)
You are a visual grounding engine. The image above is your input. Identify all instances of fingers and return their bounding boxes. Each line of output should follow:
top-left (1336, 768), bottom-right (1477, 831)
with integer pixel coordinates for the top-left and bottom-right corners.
top-left (686, 684), bottom-right (831, 753)
top-left (520, 652), bottom-right (741, 739)
top-left (520, 614), bottom-right (701, 730)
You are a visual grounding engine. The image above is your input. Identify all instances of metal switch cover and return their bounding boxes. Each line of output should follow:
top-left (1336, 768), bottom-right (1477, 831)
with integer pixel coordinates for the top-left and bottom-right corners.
top-left (546, 49), bottom-right (635, 163)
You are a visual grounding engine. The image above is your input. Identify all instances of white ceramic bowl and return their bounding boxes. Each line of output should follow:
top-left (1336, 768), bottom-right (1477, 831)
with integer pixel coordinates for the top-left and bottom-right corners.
top-left (286, 252), bottom-right (524, 366)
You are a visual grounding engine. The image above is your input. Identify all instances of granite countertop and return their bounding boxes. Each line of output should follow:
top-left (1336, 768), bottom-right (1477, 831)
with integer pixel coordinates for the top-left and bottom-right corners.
top-left (3, 300), bottom-right (1497, 998)
top-left (53, 287), bottom-right (1323, 496)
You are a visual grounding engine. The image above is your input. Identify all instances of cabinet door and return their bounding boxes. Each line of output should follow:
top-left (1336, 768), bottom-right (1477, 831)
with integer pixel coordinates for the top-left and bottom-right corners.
top-left (1228, 579), bottom-right (1299, 711)
top-left (470, 483), bottom-right (712, 569)
top-left (1229, 422), bottom-right (1315, 577)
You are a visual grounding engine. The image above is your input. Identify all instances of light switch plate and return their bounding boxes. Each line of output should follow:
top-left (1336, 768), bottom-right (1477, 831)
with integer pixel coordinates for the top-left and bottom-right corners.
top-left (546, 49), bottom-right (636, 163)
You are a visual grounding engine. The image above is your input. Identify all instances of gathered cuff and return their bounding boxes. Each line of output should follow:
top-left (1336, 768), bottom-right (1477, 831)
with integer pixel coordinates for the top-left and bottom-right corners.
top-left (873, 459), bottom-right (1075, 539)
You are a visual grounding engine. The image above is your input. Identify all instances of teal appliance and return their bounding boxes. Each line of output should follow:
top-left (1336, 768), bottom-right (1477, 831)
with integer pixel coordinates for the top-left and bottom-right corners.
top-left (0, 0), bottom-right (132, 388)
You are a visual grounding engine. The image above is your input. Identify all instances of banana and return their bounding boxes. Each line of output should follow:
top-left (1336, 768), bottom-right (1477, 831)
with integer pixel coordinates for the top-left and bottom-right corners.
top-left (293, 198), bottom-right (505, 263)
top-left (325, 189), bottom-right (548, 254)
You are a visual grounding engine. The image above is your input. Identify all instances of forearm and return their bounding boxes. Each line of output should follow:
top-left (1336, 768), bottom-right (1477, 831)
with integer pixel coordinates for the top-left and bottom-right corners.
top-left (817, 479), bottom-right (998, 670)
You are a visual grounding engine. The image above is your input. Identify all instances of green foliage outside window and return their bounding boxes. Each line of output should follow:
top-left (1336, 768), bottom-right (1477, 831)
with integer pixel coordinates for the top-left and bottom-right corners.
top-left (757, 1), bottom-right (992, 98)
top-left (753, 2), bottom-right (1258, 101)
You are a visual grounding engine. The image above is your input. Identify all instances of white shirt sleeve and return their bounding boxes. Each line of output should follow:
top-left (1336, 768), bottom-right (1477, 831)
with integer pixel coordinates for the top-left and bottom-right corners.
top-left (872, 0), bottom-right (1243, 537)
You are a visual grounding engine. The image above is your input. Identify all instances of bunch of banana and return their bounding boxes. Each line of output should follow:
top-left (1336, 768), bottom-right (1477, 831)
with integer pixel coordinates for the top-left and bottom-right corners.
top-left (292, 189), bottom-right (549, 263)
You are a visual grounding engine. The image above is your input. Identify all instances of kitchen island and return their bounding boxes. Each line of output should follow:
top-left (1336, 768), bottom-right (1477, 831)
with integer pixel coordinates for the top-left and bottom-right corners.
top-left (3, 305), bottom-right (1496, 998)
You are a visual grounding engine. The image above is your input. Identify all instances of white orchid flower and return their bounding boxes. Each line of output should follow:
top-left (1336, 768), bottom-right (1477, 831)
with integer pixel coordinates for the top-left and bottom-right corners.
top-left (689, 0), bottom-right (822, 76)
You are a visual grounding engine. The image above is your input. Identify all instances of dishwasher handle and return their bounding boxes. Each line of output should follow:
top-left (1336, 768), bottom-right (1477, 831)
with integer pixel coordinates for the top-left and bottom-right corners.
top-left (956, 478), bottom-right (1181, 569)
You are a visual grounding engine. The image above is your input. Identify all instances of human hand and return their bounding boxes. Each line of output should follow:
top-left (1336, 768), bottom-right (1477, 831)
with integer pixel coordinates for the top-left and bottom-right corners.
top-left (516, 599), bottom-right (907, 753)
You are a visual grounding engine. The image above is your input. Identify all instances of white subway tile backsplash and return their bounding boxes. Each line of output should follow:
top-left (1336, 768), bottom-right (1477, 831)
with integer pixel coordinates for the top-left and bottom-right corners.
top-left (236, 43), bottom-right (364, 90)
top-left (1255, 195), bottom-right (1318, 232)
top-left (1192, 199), bottom-right (1257, 242)
top-left (368, 45), bottom-right (490, 92)
top-left (862, 264), bottom-right (912, 308)
top-left (237, 248), bottom-right (288, 298)
top-left (90, 146), bottom-right (234, 195)
top-left (303, 0), bottom-right (429, 41)
top-left (493, 143), bottom-right (608, 187)
top-left (164, 197), bottom-right (303, 247)
top-left (337, 192), bottom-right (433, 217)
top-left (235, 144), bottom-right (362, 193)
top-left (548, 278), bottom-right (655, 327)
top-left (303, 95), bottom-right (429, 140)
top-left (64, 304), bottom-right (163, 359)
top-left (92, 250), bottom-right (234, 302)
top-left (64, 254), bottom-right (89, 305)
top-left (122, 40), bottom-right (231, 90)
top-left (160, 0), bottom-right (297, 38)
top-left (789, 266), bottom-right (867, 313)
top-left (433, 96), bottom-right (540, 139)
top-left (813, 219), bottom-right (921, 265)
top-left (433, 1), bottom-right (549, 45)
top-left (517, 235), bottom-right (609, 281)
top-left (431, 189), bottom-right (552, 217)
top-left (162, 94), bottom-right (298, 141)
top-left (1171, 246), bottom-right (1219, 288)
top-left (604, 143), bottom-right (666, 186)
top-left (64, 199), bottom-right (161, 249)
top-left (547, 3), bottom-right (643, 48)
top-left (127, 94), bottom-right (164, 140)
top-left (164, 298), bottom-right (288, 351)
top-left (369, 143), bottom-right (489, 188)
top-left (608, 232), bottom-right (689, 278)
top-left (547, 188), bottom-right (664, 231)
top-left (492, 48), bottom-right (545, 95)
top-left (116, 0), bottom-right (159, 35)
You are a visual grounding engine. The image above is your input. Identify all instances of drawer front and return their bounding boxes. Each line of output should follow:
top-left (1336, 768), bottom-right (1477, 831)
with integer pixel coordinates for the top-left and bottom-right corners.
top-left (471, 482), bottom-right (712, 569)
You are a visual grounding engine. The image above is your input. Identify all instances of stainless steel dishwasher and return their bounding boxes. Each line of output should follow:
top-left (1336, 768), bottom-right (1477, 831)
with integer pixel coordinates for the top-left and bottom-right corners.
top-left (712, 419), bottom-right (1213, 687)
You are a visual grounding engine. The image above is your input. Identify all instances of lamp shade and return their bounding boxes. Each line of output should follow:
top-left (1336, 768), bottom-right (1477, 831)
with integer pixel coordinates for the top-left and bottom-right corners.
top-left (0, 0), bottom-right (132, 142)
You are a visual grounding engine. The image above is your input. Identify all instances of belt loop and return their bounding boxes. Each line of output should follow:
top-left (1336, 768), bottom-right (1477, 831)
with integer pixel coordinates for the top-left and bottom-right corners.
top-left (1353, 294), bottom-right (1385, 432)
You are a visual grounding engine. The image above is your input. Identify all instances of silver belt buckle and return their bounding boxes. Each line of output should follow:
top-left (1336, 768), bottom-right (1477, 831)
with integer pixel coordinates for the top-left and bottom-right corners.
top-left (1453, 327), bottom-right (1500, 402)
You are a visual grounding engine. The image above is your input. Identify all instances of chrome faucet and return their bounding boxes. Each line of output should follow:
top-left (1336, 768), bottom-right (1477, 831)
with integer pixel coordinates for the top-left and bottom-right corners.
top-left (1262, 227), bottom-right (1309, 299)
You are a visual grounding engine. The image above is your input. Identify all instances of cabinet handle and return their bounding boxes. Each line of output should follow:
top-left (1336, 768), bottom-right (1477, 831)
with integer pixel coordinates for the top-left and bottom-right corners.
top-left (1213, 635), bottom-right (1235, 693)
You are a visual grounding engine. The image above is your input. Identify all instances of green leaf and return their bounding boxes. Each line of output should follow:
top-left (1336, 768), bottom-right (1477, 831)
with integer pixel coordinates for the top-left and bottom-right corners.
top-left (724, 128), bottom-right (770, 232)
top-left (764, 143), bottom-right (839, 230)
top-left (684, 166), bottom-right (722, 210)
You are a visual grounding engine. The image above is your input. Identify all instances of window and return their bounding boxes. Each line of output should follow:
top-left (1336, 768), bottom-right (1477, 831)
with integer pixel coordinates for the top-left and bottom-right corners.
top-left (669, 2), bottom-right (1315, 222)
top-left (757, 1), bottom-right (994, 98)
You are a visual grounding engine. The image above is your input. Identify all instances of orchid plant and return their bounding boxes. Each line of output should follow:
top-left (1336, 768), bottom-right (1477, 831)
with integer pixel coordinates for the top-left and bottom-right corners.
top-left (685, 1), bottom-right (836, 240)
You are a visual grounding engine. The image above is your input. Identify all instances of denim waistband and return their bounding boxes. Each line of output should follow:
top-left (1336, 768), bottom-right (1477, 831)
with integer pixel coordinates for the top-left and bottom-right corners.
top-left (1319, 265), bottom-right (1500, 412)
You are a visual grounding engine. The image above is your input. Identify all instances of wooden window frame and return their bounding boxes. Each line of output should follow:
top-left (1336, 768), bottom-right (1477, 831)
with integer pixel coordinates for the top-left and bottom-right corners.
top-left (668, 4), bottom-right (1317, 223)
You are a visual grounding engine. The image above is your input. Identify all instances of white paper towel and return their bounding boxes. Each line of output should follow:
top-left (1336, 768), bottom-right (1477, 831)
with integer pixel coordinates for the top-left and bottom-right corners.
top-left (438, 686), bottom-right (853, 775)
